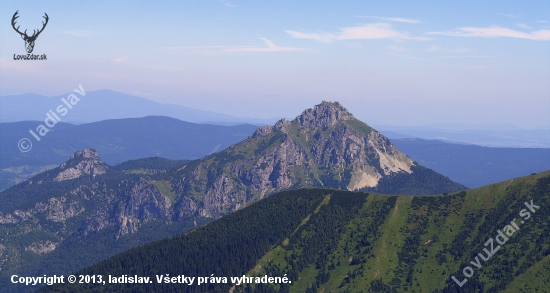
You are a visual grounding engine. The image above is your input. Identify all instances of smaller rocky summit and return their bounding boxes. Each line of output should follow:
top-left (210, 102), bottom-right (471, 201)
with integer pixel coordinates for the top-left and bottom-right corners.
top-left (54, 149), bottom-right (107, 182)
top-left (0, 148), bottom-right (184, 281)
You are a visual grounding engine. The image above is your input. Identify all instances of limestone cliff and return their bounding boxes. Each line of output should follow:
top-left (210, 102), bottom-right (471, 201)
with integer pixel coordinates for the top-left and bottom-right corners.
top-left (53, 149), bottom-right (107, 182)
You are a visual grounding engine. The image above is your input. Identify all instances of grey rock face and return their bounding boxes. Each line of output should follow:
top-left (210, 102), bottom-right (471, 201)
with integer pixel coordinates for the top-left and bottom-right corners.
top-left (54, 149), bottom-right (107, 182)
top-left (25, 241), bottom-right (57, 255)
top-left (115, 179), bottom-right (172, 236)
top-left (0, 148), bottom-right (177, 276)
top-left (296, 101), bottom-right (354, 129)
top-left (33, 197), bottom-right (84, 222)
top-left (252, 125), bottom-right (272, 138)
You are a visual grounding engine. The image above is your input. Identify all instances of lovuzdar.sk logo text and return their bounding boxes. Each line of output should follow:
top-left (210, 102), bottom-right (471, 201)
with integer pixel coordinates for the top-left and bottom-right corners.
top-left (12, 10), bottom-right (48, 60)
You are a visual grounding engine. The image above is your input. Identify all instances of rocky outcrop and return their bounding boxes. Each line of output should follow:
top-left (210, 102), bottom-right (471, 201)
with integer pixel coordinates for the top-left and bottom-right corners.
top-left (33, 197), bottom-right (84, 222)
top-left (296, 101), bottom-right (354, 129)
top-left (115, 179), bottom-right (172, 236)
top-left (0, 214), bottom-right (17, 224)
top-left (0, 210), bottom-right (31, 224)
top-left (25, 241), bottom-right (57, 255)
top-left (0, 244), bottom-right (5, 272)
top-left (79, 208), bottom-right (112, 236)
top-left (252, 125), bottom-right (273, 138)
top-left (0, 197), bottom-right (85, 227)
top-left (54, 149), bottom-right (107, 182)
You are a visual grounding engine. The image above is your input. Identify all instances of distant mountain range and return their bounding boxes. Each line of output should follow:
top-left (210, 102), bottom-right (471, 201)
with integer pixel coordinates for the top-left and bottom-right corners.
top-left (43, 171), bottom-right (550, 293)
top-left (377, 125), bottom-right (550, 148)
top-left (392, 138), bottom-right (550, 188)
top-left (0, 89), bottom-right (278, 125)
top-left (2, 116), bottom-right (548, 192)
top-left (2, 89), bottom-right (548, 148)
top-left (0, 117), bottom-right (258, 191)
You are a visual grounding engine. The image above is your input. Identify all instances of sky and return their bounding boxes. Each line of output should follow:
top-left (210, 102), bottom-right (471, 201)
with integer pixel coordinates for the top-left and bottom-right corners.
top-left (1, 0), bottom-right (549, 128)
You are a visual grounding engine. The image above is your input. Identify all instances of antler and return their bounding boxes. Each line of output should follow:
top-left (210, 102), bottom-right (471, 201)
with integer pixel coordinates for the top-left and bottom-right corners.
top-left (31, 13), bottom-right (49, 38)
top-left (11, 10), bottom-right (26, 37)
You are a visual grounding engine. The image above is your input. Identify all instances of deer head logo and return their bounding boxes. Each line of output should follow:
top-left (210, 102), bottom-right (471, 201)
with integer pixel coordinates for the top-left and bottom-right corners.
top-left (11, 11), bottom-right (49, 54)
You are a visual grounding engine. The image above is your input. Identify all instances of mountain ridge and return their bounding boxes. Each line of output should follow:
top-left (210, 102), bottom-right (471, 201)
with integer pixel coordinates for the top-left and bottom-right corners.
top-left (0, 116), bottom-right (259, 191)
top-left (40, 170), bottom-right (550, 293)
top-left (0, 101), bottom-right (465, 292)
top-left (0, 90), bottom-right (278, 125)
top-left (2, 118), bottom-right (547, 193)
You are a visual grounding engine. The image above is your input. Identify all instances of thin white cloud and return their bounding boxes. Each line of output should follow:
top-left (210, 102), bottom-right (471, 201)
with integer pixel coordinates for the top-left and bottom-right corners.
top-left (435, 55), bottom-right (495, 59)
top-left (286, 23), bottom-right (426, 42)
top-left (61, 30), bottom-right (95, 37)
top-left (427, 26), bottom-right (550, 41)
top-left (496, 13), bottom-right (521, 18)
top-left (515, 23), bottom-right (531, 29)
top-left (424, 44), bottom-right (440, 52)
top-left (356, 16), bottom-right (421, 24)
top-left (112, 56), bottom-right (130, 63)
top-left (384, 17), bottom-right (421, 24)
top-left (219, 0), bottom-right (234, 7)
top-left (224, 38), bottom-right (306, 52)
top-left (285, 30), bottom-right (333, 43)
top-left (263, 38), bottom-right (276, 48)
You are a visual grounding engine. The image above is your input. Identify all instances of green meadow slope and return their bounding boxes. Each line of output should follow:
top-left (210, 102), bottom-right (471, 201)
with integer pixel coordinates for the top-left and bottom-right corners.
top-left (42, 171), bottom-right (550, 293)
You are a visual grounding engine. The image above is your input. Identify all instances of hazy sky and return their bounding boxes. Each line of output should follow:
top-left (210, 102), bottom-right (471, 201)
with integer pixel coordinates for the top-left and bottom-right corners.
top-left (1, 1), bottom-right (549, 128)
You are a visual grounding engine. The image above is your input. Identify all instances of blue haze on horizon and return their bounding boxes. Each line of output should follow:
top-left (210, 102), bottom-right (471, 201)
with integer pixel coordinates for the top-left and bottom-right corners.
top-left (0, 1), bottom-right (549, 129)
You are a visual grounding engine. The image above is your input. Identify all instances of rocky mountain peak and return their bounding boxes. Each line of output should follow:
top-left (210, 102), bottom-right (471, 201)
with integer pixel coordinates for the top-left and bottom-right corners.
top-left (294, 101), bottom-right (354, 129)
top-left (252, 101), bottom-right (354, 138)
top-left (54, 149), bottom-right (106, 182)
top-left (68, 148), bottom-right (101, 161)
top-left (170, 100), bottom-right (468, 219)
